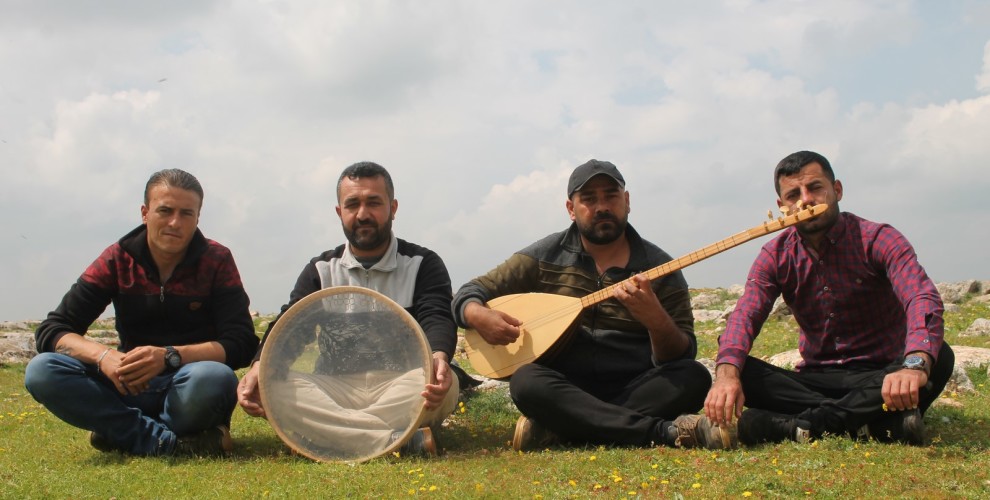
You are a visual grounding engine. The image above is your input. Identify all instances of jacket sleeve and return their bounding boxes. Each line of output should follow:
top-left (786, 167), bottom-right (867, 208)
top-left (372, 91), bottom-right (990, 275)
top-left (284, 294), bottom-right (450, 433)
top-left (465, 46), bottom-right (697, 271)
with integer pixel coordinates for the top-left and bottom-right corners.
top-left (653, 271), bottom-right (698, 360)
top-left (411, 251), bottom-right (457, 359)
top-left (451, 253), bottom-right (540, 328)
top-left (35, 249), bottom-right (117, 354)
top-left (209, 251), bottom-right (260, 370)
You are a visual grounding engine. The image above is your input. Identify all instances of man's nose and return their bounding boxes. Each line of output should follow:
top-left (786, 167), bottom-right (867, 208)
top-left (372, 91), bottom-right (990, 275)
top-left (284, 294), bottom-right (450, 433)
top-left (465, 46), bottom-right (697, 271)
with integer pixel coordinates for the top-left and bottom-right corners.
top-left (356, 203), bottom-right (371, 219)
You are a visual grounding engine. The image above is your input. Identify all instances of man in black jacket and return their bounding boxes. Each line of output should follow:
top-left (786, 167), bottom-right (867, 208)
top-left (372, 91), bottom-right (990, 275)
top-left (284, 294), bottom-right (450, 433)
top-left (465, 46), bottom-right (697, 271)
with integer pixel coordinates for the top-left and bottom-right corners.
top-left (24, 169), bottom-right (259, 456)
top-left (453, 159), bottom-right (732, 451)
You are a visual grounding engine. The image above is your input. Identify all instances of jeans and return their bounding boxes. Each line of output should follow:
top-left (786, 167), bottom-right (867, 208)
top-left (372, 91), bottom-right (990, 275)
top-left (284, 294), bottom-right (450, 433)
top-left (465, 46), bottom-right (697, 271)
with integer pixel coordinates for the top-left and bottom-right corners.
top-left (24, 352), bottom-right (238, 456)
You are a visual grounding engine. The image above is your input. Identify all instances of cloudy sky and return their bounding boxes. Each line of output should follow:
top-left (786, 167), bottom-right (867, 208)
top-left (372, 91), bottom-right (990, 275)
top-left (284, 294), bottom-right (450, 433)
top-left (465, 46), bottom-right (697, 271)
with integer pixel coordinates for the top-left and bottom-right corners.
top-left (2, 1), bottom-right (988, 321)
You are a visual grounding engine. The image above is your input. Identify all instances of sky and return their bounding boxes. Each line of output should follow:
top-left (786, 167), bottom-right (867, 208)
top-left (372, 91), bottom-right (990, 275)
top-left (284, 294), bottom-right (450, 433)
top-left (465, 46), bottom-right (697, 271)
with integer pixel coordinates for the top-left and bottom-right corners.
top-left (2, 0), bottom-right (989, 321)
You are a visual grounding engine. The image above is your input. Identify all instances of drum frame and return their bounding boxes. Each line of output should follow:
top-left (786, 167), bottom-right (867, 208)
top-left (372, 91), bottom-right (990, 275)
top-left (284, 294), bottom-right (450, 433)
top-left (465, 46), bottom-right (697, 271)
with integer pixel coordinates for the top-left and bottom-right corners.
top-left (258, 286), bottom-right (433, 462)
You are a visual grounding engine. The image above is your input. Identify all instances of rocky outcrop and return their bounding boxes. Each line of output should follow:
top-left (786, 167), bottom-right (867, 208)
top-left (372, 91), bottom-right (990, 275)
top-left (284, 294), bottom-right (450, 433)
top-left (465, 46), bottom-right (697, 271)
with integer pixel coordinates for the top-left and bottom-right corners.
top-left (0, 330), bottom-right (118, 366)
top-left (962, 318), bottom-right (990, 337)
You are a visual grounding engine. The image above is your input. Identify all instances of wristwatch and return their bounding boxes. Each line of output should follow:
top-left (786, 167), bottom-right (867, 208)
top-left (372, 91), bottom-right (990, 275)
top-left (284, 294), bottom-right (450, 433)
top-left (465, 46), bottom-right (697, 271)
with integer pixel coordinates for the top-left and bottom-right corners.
top-left (902, 354), bottom-right (928, 374)
top-left (164, 346), bottom-right (182, 372)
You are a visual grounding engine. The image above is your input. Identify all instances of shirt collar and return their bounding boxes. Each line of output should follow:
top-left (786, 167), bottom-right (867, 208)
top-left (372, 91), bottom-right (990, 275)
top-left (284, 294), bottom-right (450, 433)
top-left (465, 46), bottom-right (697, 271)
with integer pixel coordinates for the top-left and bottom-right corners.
top-left (341, 232), bottom-right (398, 272)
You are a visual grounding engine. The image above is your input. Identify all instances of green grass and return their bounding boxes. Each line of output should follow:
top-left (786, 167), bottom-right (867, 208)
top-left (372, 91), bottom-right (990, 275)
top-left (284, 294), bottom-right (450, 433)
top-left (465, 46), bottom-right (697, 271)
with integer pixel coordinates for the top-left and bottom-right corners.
top-left (2, 290), bottom-right (989, 498)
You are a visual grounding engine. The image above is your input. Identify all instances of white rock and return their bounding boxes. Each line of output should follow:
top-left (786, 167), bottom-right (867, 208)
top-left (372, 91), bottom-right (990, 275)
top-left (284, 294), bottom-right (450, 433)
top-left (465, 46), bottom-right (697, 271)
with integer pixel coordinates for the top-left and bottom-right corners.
top-left (693, 309), bottom-right (725, 322)
top-left (961, 318), bottom-right (990, 337)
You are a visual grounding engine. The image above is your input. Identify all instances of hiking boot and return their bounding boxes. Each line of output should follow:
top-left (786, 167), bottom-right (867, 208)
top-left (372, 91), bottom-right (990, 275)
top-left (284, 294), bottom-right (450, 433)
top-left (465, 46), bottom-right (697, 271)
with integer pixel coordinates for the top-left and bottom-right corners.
top-left (671, 414), bottom-right (738, 449)
top-left (175, 425), bottom-right (233, 457)
top-left (738, 409), bottom-right (811, 446)
top-left (398, 427), bottom-right (437, 457)
top-left (512, 416), bottom-right (559, 452)
top-left (857, 408), bottom-right (927, 446)
top-left (89, 432), bottom-right (117, 453)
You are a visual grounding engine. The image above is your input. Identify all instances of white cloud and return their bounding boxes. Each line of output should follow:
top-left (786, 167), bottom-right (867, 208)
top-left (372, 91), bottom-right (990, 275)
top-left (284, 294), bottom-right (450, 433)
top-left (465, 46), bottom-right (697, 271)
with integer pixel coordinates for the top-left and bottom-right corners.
top-left (2, 1), bottom-right (989, 320)
top-left (978, 40), bottom-right (990, 92)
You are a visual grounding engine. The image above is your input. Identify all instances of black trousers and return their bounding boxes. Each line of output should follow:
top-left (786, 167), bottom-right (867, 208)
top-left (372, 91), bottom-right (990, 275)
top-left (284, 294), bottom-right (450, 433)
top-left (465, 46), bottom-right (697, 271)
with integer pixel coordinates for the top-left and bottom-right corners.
top-left (509, 358), bottom-right (711, 446)
top-left (740, 342), bottom-right (955, 437)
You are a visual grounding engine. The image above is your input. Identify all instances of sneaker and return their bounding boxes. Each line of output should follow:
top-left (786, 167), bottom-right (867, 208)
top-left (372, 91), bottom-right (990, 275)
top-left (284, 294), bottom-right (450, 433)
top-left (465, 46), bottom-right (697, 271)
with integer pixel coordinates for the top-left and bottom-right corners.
top-left (89, 432), bottom-right (116, 453)
top-left (671, 414), bottom-right (738, 449)
top-left (738, 409), bottom-right (811, 446)
top-left (175, 425), bottom-right (234, 457)
top-left (512, 416), bottom-right (559, 452)
top-left (858, 408), bottom-right (927, 446)
top-left (398, 427), bottom-right (437, 457)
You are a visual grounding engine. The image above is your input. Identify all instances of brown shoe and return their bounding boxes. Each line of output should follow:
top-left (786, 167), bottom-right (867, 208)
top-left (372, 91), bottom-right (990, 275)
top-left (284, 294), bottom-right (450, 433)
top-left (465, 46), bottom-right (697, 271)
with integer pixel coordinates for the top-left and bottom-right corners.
top-left (512, 416), bottom-right (559, 452)
top-left (672, 414), bottom-right (738, 449)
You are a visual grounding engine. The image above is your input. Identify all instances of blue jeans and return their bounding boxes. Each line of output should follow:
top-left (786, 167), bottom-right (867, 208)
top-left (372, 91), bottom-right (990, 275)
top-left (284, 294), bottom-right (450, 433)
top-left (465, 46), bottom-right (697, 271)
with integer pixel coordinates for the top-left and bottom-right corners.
top-left (24, 352), bottom-right (238, 456)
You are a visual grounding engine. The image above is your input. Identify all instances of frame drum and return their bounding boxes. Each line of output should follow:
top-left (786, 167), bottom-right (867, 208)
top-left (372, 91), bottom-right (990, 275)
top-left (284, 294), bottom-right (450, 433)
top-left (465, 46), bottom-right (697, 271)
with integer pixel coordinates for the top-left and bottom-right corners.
top-left (258, 286), bottom-right (432, 462)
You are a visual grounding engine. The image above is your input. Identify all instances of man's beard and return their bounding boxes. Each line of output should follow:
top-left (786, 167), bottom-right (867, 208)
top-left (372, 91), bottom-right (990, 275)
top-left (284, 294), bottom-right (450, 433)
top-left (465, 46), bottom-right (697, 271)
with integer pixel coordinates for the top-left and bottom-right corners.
top-left (344, 218), bottom-right (392, 252)
top-left (577, 213), bottom-right (627, 245)
top-left (795, 202), bottom-right (839, 237)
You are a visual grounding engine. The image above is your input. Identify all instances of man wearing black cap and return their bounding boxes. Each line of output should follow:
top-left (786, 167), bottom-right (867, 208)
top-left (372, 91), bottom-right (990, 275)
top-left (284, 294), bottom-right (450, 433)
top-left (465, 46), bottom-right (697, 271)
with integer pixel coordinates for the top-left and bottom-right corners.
top-left (452, 159), bottom-right (732, 451)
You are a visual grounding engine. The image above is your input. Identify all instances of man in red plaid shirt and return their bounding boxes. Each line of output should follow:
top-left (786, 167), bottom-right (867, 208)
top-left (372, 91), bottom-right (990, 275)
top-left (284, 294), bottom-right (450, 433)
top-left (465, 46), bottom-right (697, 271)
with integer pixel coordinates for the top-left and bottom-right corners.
top-left (704, 150), bottom-right (954, 446)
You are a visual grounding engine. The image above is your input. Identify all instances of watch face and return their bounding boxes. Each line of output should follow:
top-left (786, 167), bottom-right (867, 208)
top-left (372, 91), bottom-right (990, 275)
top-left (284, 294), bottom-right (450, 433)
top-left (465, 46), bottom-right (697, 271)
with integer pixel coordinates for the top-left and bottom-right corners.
top-left (166, 348), bottom-right (181, 368)
top-left (904, 356), bottom-right (925, 369)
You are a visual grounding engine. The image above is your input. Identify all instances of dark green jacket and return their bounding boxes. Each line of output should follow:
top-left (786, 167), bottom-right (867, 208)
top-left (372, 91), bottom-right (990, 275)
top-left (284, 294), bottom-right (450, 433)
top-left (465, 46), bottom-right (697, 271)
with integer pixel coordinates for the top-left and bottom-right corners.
top-left (452, 223), bottom-right (695, 384)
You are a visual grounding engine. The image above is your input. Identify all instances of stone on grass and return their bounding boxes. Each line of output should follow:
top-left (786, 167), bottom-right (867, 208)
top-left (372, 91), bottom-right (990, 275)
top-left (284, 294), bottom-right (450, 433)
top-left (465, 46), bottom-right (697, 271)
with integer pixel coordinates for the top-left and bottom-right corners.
top-left (693, 310), bottom-right (725, 322)
top-left (690, 292), bottom-right (722, 310)
top-left (961, 318), bottom-right (990, 337)
top-left (937, 280), bottom-right (982, 304)
top-left (951, 345), bottom-right (990, 369)
top-left (946, 364), bottom-right (976, 394)
top-left (768, 349), bottom-right (802, 369)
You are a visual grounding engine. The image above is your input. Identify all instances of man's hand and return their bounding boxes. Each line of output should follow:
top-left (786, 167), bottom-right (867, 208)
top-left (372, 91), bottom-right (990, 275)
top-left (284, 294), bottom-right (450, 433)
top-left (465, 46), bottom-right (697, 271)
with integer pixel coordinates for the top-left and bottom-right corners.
top-left (612, 274), bottom-right (663, 325)
top-left (237, 363), bottom-right (267, 418)
top-left (882, 369), bottom-right (928, 412)
top-left (95, 349), bottom-right (131, 396)
top-left (704, 364), bottom-right (746, 426)
top-left (464, 301), bottom-right (522, 346)
top-left (116, 346), bottom-right (167, 395)
top-left (422, 353), bottom-right (453, 411)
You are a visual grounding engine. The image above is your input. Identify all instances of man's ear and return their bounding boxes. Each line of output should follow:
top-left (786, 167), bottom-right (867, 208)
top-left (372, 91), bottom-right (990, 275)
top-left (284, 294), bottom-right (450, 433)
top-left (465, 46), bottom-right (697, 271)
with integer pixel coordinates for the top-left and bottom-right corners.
top-left (140, 204), bottom-right (149, 224)
top-left (566, 199), bottom-right (576, 221)
top-left (834, 179), bottom-right (843, 202)
top-left (390, 198), bottom-right (398, 220)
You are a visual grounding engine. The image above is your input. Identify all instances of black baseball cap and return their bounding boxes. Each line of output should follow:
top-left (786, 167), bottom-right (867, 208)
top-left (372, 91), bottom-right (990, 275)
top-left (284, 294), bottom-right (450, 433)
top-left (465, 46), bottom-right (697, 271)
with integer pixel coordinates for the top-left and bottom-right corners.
top-left (567, 159), bottom-right (625, 197)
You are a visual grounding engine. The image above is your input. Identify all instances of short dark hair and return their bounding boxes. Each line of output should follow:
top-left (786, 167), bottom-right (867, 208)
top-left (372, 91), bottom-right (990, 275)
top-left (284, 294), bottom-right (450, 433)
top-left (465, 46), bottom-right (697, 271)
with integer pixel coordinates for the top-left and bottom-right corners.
top-left (773, 151), bottom-right (835, 195)
top-left (144, 169), bottom-right (204, 207)
top-left (337, 161), bottom-right (395, 201)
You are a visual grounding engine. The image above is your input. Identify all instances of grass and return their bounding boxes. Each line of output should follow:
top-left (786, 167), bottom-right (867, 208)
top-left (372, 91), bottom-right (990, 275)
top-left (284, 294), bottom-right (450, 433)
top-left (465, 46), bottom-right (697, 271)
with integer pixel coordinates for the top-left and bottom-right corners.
top-left (2, 290), bottom-right (989, 498)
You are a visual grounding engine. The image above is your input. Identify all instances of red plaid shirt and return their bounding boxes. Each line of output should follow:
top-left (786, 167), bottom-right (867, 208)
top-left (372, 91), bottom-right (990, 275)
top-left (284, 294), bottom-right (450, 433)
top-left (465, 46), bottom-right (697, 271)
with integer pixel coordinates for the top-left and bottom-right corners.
top-left (718, 212), bottom-right (944, 371)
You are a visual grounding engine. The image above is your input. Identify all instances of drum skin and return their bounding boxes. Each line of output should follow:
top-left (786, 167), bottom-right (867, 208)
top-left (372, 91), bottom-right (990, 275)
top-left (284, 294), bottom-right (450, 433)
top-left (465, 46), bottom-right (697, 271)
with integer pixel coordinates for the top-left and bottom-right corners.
top-left (258, 286), bottom-right (432, 462)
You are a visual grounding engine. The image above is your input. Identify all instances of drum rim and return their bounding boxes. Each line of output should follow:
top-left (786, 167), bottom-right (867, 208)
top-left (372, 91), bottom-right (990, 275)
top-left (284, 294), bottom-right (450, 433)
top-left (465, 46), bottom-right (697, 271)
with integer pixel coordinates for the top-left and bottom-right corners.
top-left (258, 285), bottom-right (432, 463)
